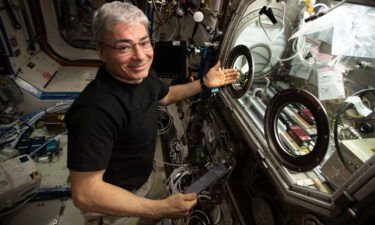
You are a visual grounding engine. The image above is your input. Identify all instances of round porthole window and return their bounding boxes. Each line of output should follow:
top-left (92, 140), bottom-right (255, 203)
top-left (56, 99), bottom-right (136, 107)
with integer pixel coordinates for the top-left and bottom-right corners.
top-left (225, 45), bottom-right (254, 99)
top-left (264, 89), bottom-right (330, 172)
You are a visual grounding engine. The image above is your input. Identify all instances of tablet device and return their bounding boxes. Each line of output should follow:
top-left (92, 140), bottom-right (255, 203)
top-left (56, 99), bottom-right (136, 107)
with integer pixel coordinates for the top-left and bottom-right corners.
top-left (184, 163), bottom-right (230, 194)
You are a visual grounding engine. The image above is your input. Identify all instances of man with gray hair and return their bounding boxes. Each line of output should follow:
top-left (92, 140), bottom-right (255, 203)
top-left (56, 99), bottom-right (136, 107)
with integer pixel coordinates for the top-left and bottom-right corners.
top-left (65, 1), bottom-right (239, 224)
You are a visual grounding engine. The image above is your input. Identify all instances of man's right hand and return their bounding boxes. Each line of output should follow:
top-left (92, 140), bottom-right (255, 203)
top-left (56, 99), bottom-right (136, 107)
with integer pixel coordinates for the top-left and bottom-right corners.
top-left (158, 193), bottom-right (197, 218)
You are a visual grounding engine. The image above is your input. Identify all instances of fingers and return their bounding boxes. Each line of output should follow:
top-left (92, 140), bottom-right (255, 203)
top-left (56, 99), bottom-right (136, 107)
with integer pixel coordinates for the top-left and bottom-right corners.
top-left (180, 193), bottom-right (197, 211)
top-left (205, 63), bottom-right (240, 88)
top-left (185, 200), bottom-right (197, 213)
top-left (224, 70), bottom-right (240, 80)
top-left (183, 193), bottom-right (197, 209)
top-left (222, 69), bottom-right (240, 77)
top-left (224, 70), bottom-right (240, 76)
top-left (183, 197), bottom-right (197, 216)
top-left (183, 193), bottom-right (197, 201)
top-left (164, 193), bottom-right (197, 218)
top-left (223, 68), bottom-right (238, 73)
top-left (222, 70), bottom-right (240, 86)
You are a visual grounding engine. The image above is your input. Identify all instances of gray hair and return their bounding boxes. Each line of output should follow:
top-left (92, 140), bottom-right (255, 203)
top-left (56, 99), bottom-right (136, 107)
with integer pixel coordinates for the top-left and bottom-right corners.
top-left (92, 1), bottom-right (149, 44)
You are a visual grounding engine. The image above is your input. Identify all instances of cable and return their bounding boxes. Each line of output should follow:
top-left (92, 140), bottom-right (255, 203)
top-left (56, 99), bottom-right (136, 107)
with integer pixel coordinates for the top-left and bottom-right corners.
top-left (214, 205), bottom-right (221, 225)
top-left (29, 131), bottom-right (67, 157)
top-left (258, 2), bottom-right (286, 43)
top-left (157, 106), bottom-right (173, 134)
top-left (277, 36), bottom-right (314, 66)
top-left (151, 0), bottom-right (164, 24)
top-left (169, 138), bottom-right (185, 164)
top-left (167, 16), bottom-right (180, 41)
top-left (0, 120), bottom-right (19, 129)
top-left (313, 3), bottom-right (329, 12)
top-left (187, 215), bottom-right (207, 225)
top-left (277, 37), bottom-right (299, 62)
top-left (170, 138), bottom-right (184, 152)
top-left (178, 170), bottom-right (193, 193)
top-left (153, 159), bottom-right (190, 167)
top-left (248, 43), bottom-right (274, 78)
top-left (271, 1), bottom-right (286, 43)
top-left (197, 194), bottom-right (212, 200)
top-left (165, 166), bottom-right (194, 194)
top-left (258, 13), bottom-right (272, 41)
top-left (150, 13), bottom-right (174, 34)
top-left (0, 125), bottom-right (20, 143)
top-left (187, 209), bottom-right (211, 225)
top-left (247, 5), bottom-right (314, 67)
top-left (0, 101), bottom-right (72, 148)
top-left (334, 88), bottom-right (375, 174)
top-left (305, 0), bottom-right (347, 22)
top-left (298, 37), bottom-right (314, 66)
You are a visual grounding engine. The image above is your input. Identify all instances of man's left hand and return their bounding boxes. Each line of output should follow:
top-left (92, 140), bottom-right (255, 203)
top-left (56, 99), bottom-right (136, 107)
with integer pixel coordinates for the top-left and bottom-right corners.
top-left (204, 61), bottom-right (240, 88)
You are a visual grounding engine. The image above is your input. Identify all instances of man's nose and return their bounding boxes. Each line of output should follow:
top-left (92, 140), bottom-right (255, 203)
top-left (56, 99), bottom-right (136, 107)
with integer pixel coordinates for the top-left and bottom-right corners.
top-left (131, 45), bottom-right (146, 59)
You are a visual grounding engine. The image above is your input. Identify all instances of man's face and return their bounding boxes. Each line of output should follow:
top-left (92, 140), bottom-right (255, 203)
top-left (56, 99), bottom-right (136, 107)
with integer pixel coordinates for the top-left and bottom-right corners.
top-left (97, 23), bottom-right (153, 84)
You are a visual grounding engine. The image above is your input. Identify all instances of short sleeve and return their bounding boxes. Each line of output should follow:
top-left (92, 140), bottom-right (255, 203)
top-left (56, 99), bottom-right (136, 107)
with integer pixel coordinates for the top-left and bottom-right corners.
top-left (158, 80), bottom-right (169, 100)
top-left (66, 106), bottom-right (118, 171)
top-left (149, 68), bottom-right (169, 100)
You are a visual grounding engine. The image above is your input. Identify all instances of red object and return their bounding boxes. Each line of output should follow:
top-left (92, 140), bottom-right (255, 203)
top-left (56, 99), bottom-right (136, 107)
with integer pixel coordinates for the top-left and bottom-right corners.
top-left (298, 108), bottom-right (314, 124)
top-left (43, 72), bottom-right (52, 79)
top-left (10, 37), bottom-right (18, 47)
top-left (187, 76), bottom-right (195, 82)
top-left (287, 126), bottom-right (311, 146)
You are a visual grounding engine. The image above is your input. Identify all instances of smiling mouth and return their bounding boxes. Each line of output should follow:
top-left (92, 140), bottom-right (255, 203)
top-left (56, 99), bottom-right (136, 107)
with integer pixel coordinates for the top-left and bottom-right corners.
top-left (128, 64), bottom-right (146, 71)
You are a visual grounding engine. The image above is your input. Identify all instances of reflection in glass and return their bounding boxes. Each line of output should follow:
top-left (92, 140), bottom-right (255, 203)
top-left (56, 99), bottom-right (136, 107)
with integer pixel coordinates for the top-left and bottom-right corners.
top-left (232, 1), bottom-right (291, 75)
top-left (320, 90), bottom-right (375, 187)
top-left (221, 0), bottom-right (375, 195)
top-left (249, 44), bottom-right (273, 79)
top-left (232, 55), bottom-right (250, 91)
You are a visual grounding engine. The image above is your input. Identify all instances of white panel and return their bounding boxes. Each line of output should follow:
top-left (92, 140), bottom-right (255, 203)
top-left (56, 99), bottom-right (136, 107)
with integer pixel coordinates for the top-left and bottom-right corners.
top-left (44, 66), bottom-right (97, 93)
top-left (18, 51), bottom-right (61, 90)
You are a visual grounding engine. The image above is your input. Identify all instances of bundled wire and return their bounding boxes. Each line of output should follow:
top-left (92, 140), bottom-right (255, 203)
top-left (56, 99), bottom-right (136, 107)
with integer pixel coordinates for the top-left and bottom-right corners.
top-left (277, 35), bottom-right (314, 66)
top-left (29, 131), bottom-right (67, 157)
top-left (213, 205), bottom-right (221, 224)
top-left (258, 2), bottom-right (286, 43)
top-left (150, 0), bottom-right (164, 25)
top-left (0, 101), bottom-right (73, 148)
top-left (157, 106), bottom-right (173, 134)
top-left (305, 0), bottom-right (347, 23)
top-left (169, 138), bottom-right (185, 164)
top-left (165, 166), bottom-right (194, 194)
top-left (186, 209), bottom-right (211, 225)
top-left (153, 159), bottom-right (190, 167)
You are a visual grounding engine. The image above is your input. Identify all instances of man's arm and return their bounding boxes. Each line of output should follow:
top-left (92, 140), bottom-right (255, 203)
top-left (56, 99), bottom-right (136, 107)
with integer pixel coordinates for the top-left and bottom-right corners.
top-left (70, 170), bottom-right (197, 219)
top-left (158, 61), bottom-right (240, 106)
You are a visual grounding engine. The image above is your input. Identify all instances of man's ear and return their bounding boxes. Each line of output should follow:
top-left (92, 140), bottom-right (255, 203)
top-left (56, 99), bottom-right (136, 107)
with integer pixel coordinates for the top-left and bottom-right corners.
top-left (96, 46), bottom-right (106, 62)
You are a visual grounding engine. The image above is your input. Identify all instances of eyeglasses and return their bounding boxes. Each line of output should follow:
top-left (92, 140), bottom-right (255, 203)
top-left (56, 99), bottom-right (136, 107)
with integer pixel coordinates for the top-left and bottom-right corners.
top-left (102, 39), bottom-right (153, 55)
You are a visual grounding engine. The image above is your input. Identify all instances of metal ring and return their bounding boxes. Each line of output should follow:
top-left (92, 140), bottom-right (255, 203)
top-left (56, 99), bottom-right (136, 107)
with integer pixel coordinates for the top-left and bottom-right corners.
top-left (264, 89), bottom-right (330, 172)
top-left (225, 45), bottom-right (254, 99)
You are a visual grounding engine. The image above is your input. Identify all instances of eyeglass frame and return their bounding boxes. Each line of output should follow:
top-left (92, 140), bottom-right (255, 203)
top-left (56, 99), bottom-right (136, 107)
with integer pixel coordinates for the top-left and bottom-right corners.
top-left (98, 38), bottom-right (154, 55)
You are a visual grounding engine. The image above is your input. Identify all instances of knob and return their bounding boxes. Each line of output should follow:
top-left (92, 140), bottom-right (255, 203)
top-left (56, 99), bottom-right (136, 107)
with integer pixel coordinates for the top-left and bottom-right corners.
top-left (359, 122), bottom-right (373, 134)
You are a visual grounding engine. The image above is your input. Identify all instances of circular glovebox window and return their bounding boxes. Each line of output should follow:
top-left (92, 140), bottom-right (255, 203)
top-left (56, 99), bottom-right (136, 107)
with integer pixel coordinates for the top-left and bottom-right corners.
top-left (264, 89), bottom-right (330, 172)
top-left (225, 45), bottom-right (254, 99)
